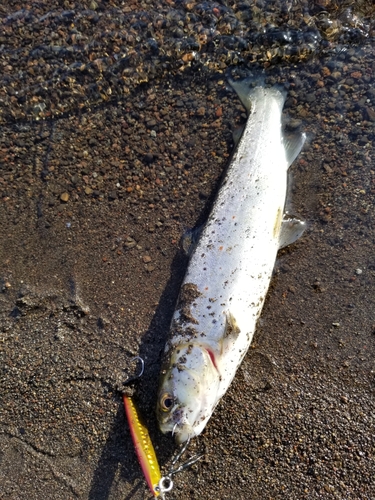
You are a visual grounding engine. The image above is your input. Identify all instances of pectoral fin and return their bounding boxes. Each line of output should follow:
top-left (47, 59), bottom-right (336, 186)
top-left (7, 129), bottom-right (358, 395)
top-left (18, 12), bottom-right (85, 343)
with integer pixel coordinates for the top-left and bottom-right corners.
top-left (206, 311), bottom-right (241, 374)
top-left (218, 311), bottom-right (241, 357)
top-left (279, 214), bottom-right (306, 249)
top-left (224, 311), bottom-right (240, 338)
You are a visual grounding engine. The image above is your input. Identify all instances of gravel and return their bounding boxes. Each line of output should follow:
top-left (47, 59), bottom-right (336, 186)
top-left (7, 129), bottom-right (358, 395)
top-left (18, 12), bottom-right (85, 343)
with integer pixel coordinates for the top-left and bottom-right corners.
top-left (1, 2), bottom-right (375, 499)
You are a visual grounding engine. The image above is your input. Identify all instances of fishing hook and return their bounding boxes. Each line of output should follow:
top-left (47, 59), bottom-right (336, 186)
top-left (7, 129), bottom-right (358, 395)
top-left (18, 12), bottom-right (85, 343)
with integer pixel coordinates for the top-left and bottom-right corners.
top-left (156, 436), bottom-right (204, 498)
top-left (123, 356), bottom-right (145, 386)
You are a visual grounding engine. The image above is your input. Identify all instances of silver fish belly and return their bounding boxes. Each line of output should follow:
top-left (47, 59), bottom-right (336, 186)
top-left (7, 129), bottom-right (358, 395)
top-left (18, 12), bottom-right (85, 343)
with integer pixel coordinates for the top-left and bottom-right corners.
top-left (157, 78), bottom-right (306, 443)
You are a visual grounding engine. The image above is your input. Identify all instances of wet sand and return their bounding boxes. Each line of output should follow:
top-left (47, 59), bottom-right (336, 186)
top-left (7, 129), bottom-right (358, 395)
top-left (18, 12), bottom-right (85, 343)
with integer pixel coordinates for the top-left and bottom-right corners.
top-left (1, 12), bottom-right (375, 500)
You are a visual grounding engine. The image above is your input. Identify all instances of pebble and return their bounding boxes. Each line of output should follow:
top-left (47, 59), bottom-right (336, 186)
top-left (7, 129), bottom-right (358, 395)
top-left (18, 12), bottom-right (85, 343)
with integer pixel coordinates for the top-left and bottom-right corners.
top-left (142, 255), bottom-right (152, 263)
top-left (287, 119), bottom-right (303, 130)
top-left (144, 153), bottom-right (154, 164)
top-left (60, 192), bottom-right (70, 202)
top-left (124, 237), bottom-right (136, 249)
top-left (305, 93), bottom-right (316, 103)
top-left (364, 107), bottom-right (375, 121)
top-left (331, 71), bottom-right (342, 80)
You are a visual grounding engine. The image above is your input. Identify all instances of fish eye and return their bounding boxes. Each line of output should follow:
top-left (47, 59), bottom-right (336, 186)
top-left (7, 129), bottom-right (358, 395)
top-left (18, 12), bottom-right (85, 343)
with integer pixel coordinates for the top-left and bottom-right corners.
top-left (160, 393), bottom-right (174, 412)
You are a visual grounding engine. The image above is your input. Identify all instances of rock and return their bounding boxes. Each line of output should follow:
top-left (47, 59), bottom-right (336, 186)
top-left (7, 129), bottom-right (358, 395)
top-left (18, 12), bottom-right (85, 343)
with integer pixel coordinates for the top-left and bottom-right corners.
top-left (60, 192), bottom-right (70, 202)
top-left (364, 107), bottom-right (375, 122)
top-left (144, 153), bottom-right (154, 164)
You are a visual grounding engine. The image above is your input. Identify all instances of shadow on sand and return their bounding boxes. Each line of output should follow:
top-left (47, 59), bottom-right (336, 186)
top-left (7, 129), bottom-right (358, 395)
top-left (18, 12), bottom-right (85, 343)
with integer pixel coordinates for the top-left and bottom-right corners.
top-left (88, 247), bottom-right (188, 500)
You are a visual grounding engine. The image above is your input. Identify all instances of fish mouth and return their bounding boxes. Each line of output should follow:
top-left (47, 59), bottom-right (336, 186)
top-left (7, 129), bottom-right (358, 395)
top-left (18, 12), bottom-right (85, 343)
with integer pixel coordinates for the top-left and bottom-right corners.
top-left (158, 408), bottom-right (195, 444)
top-left (171, 421), bottom-right (195, 444)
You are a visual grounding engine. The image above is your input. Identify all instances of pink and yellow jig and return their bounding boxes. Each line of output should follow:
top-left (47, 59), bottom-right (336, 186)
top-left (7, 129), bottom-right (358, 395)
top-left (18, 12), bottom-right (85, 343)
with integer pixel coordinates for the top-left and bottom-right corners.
top-left (123, 395), bottom-right (162, 497)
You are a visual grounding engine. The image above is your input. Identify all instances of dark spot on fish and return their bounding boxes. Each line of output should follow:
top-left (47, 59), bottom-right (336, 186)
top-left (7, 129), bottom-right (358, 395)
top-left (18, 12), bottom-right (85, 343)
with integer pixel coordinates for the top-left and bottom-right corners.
top-left (175, 283), bottom-right (201, 325)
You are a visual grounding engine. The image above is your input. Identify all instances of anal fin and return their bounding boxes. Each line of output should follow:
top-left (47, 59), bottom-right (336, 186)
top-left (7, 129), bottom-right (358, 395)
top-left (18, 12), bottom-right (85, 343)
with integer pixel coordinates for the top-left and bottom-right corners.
top-left (279, 214), bottom-right (306, 249)
top-left (283, 132), bottom-right (306, 167)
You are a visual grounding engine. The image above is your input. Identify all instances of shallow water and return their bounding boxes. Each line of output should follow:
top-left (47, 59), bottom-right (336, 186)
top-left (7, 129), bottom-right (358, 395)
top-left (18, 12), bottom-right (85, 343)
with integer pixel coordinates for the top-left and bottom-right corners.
top-left (1, 1), bottom-right (375, 499)
top-left (1, 1), bottom-right (374, 121)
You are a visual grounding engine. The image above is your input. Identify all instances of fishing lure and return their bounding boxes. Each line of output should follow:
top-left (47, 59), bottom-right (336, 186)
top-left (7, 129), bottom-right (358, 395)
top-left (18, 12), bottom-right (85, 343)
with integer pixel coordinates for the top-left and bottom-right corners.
top-left (123, 395), bottom-right (170, 497)
top-left (123, 356), bottom-right (172, 497)
top-left (123, 357), bottom-right (202, 497)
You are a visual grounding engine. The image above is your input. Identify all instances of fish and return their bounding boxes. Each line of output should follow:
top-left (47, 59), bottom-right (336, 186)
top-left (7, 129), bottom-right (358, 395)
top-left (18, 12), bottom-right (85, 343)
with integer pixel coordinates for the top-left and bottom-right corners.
top-left (156, 76), bottom-right (306, 444)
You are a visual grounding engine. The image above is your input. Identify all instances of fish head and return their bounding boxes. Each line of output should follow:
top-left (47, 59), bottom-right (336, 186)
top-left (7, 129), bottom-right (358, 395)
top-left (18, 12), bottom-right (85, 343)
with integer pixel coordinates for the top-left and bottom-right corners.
top-left (156, 342), bottom-right (221, 443)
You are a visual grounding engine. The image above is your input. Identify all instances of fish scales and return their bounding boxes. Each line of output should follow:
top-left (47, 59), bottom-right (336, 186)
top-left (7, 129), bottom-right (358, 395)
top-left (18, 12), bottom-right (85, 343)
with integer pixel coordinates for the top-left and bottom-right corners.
top-left (157, 79), bottom-right (305, 443)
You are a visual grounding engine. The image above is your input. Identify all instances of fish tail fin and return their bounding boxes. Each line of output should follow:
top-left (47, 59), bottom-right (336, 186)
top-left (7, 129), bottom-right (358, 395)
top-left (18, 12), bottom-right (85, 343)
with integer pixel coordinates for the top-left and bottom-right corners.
top-left (228, 73), bottom-right (306, 166)
top-left (228, 75), bottom-right (286, 113)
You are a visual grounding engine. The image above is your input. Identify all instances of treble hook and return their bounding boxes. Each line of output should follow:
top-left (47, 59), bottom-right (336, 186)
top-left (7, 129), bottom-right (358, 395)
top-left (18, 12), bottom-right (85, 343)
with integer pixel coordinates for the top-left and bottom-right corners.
top-left (156, 437), bottom-right (204, 498)
top-left (169, 437), bottom-right (204, 476)
top-left (123, 356), bottom-right (145, 386)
